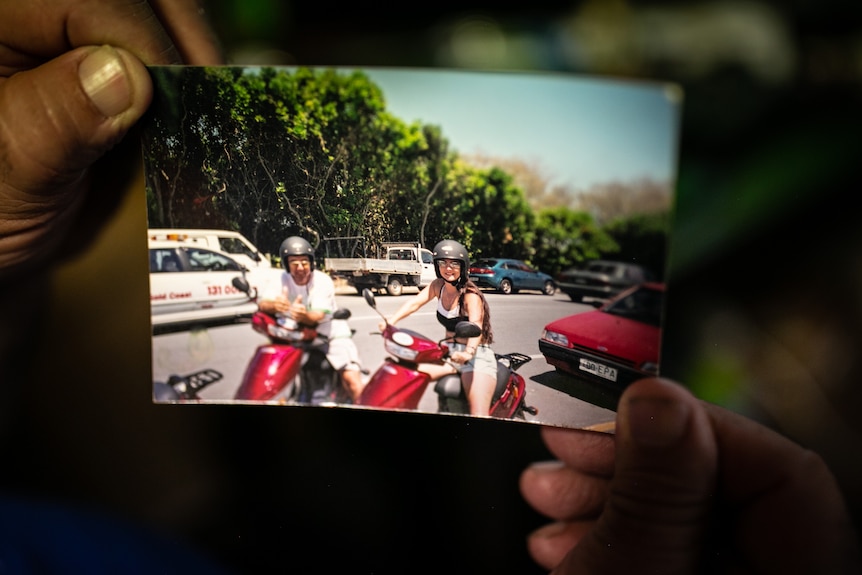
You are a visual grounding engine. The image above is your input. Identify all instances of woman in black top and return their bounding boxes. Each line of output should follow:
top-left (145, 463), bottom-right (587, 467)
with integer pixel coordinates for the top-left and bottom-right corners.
top-left (380, 240), bottom-right (497, 416)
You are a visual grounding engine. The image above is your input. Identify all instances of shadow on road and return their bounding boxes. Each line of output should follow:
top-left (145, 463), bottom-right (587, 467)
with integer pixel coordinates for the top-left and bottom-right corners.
top-left (531, 369), bottom-right (620, 412)
top-left (152, 317), bottom-right (253, 336)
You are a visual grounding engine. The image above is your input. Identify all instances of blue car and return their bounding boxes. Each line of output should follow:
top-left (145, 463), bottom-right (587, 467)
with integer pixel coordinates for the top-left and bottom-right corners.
top-left (468, 258), bottom-right (556, 295)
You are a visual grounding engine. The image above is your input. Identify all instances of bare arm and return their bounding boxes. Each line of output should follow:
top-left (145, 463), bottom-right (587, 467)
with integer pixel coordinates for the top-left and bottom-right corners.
top-left (455, 291), bottom-right (485, 359)
top-left (384, 279), bottom-right (441, 326)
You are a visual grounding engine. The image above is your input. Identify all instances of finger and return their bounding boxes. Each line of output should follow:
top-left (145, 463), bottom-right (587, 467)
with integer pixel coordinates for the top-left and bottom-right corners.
top-left (519, 460), bottom-right (609, 521)
top-left (150, 0), bottom-right (224, 64)
top-left (527, 521), bottom-right (594, 571)
top-left (0, 0), bottom-right (222, 67)
top-left (0, 1), bottom-right (174, 65)
top-left (0, 45), bottom-right (151, 271)
top-left (540, 426), bottom-right (615, 477)
top-left (555, 378), bottom-right (718, 574)
top-left (703, 402), bottom-right (862, 573)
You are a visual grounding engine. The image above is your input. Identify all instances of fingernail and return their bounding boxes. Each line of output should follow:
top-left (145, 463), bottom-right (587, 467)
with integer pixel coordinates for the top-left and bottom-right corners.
top-left (626, 395), bottom-right (690, 448)
top-left (79, 46), bottom-right (131, 117)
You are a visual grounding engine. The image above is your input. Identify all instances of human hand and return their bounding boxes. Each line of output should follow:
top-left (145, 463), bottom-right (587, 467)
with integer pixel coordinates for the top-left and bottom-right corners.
top-left (519, 377), bottom-right (862, 574)
top-left (449, 350), bottom-right (472, 365)
top-left (288, 295), bottom-right (311, 324)
top-left (0, 0), bottom-right (223, 279)
top-left (267, 296), bottom-right (292, 316)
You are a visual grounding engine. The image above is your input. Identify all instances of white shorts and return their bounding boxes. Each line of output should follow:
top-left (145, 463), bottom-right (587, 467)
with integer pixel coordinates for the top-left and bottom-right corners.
top-left (326, 337), bottom-right (362, 372)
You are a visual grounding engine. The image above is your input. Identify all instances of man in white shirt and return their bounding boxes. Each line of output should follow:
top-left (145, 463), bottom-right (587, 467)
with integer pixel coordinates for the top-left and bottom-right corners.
top-left (257, 236), bottom-right (364, 402)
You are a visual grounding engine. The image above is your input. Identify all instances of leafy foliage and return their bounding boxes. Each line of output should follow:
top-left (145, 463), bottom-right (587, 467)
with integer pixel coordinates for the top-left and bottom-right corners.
top-left (142, 66), bottom-right (669, 277)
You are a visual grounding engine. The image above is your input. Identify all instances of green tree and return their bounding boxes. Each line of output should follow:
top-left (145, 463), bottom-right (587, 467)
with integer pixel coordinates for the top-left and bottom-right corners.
top-left (532, 207), bottom-right (619, 275)
top-left (603, 211), bottom-right (670, 277)
top-left (142, 66), bottom-right (586, 265)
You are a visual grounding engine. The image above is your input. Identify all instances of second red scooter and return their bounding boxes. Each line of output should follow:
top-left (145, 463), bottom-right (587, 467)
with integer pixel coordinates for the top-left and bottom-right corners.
top-left (356, 288), bottom-right (537, 419)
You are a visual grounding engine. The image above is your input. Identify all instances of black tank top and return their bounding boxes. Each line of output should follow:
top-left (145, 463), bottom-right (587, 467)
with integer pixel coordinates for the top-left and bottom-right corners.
top-left (436, 286), bottom-right (468, 332)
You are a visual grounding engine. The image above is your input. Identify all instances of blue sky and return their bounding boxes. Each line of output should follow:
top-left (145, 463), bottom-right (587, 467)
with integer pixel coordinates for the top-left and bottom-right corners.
top-left (358, 67), bottom-right (682, 191)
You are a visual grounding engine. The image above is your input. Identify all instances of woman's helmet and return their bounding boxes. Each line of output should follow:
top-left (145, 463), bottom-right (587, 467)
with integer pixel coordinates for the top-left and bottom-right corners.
top-left (279, 236), bottom-right (315, 271)
top-left (432, 239), bottom-right (469, 287)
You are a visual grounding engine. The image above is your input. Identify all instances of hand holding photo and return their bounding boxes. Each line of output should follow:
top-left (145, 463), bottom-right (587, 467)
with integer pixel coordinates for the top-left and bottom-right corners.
top-left (142, 65), bottom-right (682, 430)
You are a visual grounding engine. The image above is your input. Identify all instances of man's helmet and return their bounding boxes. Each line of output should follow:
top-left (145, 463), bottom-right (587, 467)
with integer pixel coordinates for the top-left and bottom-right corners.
top-left (280, 236), bottom-right (315, 270)
top-left (432, 239), bottom-right (469, 287)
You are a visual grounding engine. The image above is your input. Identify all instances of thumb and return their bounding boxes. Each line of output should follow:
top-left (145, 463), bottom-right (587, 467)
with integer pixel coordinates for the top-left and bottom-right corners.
top-left (293, 295), bottom-right (304, 305)
top-left (0, 45), bottom-right (151, 271)
top-left (556, 378), bottom-right (718, 574)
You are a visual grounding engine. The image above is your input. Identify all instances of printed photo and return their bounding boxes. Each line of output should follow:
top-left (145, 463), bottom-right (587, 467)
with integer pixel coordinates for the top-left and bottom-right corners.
top-left (143, 65), bottom-right (682, 430)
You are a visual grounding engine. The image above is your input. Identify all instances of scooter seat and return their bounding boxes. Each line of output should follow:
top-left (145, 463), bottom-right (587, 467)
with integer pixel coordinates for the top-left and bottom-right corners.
top-left (433, 361), bottom-right (510, 403)
top-left (433, 373), bottom-right (462, 398)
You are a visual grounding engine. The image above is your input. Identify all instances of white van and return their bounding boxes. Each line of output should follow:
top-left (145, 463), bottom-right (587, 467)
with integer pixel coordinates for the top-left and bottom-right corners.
top-left (147, 228), bottom-right (271, 270)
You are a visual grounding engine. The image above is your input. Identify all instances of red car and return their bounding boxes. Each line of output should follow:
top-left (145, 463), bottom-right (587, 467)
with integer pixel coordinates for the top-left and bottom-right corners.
top-left (538, 282), bottom-right (664, 391)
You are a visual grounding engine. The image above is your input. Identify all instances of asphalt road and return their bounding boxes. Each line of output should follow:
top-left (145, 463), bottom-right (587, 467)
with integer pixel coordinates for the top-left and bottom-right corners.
top-left (151, 288), bottom-right (619, 430)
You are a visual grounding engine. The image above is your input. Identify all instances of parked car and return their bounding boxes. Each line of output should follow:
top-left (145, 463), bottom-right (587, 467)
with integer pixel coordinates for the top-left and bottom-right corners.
top-left (149, 241), bottom-right (265, 330)
top-left (556, 259), bottom-right (656, 302)
top-left (538, 282), bottom-right (664, 392)
top-left (147, 228), bottom-right (272, 270)
top-left (468, 258), bottom-right (556, 295)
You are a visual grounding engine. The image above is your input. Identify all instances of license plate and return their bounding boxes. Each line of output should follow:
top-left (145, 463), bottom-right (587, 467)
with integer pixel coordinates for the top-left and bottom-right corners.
top-left (579, 358), bottom-right (617, 381)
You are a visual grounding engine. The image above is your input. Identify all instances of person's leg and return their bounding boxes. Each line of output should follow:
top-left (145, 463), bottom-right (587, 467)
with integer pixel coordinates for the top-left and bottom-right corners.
top-left (340, 367), bottom-right (365, 402)
top-left (327, 339), bottom-right (365, 402)
top-left (461, 346), bottom-right (498, 416)
top-left (462, 370), bottom-right (494, 416)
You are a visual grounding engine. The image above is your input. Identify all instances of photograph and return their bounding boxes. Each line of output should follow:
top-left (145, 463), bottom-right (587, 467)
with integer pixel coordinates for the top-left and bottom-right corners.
top-left (143, 65), bottom-right (682, 430)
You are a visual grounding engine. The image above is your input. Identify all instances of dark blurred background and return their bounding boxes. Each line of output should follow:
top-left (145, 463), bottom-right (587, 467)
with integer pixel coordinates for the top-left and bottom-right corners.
top-left (3, 1), bottom-right (861, 573)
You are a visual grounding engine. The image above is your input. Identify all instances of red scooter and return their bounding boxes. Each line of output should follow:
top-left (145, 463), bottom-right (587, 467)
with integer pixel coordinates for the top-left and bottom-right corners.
top-left (230, 278), bottom-right (354, 404)
top-left (357, 288), bottom-right (537, 419)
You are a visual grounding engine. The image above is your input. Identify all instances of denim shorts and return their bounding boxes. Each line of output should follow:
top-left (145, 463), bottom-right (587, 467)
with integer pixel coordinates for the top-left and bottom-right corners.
top-left (452, 343), bottom-right (498, 379)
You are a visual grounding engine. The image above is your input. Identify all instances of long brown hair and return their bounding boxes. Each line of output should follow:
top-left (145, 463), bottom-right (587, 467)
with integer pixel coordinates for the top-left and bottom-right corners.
top-left (459, 279), bottom-right (494, 345)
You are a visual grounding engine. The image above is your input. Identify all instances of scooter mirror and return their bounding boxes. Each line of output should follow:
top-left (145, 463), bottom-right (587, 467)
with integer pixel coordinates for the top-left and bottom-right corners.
top-left (453, 320), bottom-right (482, 339)
top-left (232, 276), bottom-right (251, 294)
top-left (362, 288), bottom-right (376, 308)
top-left (333, 308), bottom-right (351, 320)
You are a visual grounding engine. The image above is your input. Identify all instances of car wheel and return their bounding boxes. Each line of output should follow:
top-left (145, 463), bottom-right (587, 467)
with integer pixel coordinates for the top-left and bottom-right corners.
top-left (386, 277), bottom-right (403, 296)
top-left (542, 281), bottom-right (556, 295)
top-left (567, 292), bottom-right (583, 302)
top-left (498, 279), bottom-right (513, 294)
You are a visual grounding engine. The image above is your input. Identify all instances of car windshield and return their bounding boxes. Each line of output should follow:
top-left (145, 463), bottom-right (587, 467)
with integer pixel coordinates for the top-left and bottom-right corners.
top-left (219, 237), bottom-right (256, 258)
top-left (587, 262), bottom-right (619, 275)
top-left (604, 287), bottom-right (663, 327)
top-left (471, 259), bottom-right (498, 269)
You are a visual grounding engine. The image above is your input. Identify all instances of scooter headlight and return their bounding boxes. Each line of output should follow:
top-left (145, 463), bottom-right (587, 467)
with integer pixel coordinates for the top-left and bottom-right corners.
top-left (385, 338), bottom-right (418, 361)
top-left (392, 331), bottom-right (414, 347)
